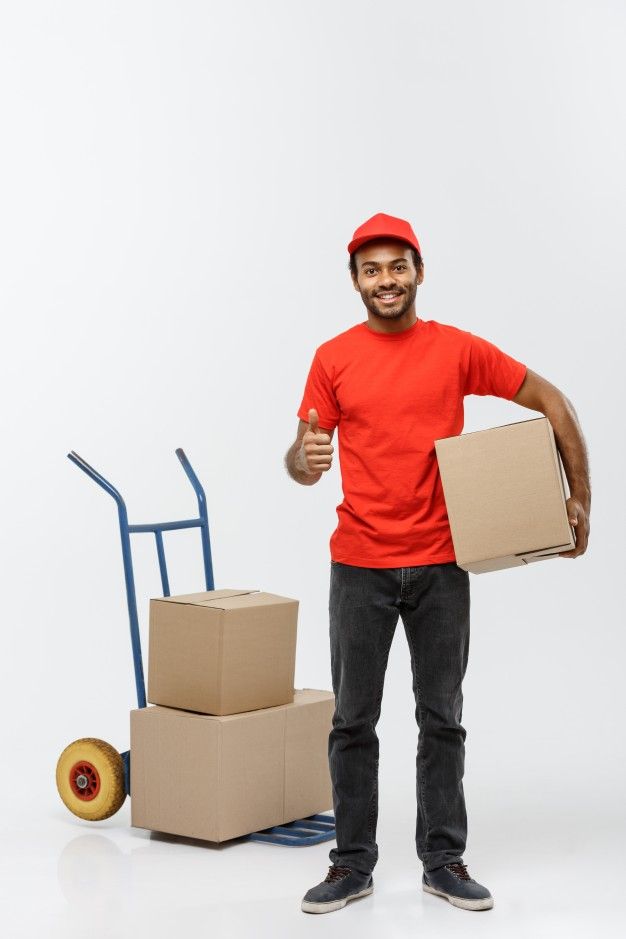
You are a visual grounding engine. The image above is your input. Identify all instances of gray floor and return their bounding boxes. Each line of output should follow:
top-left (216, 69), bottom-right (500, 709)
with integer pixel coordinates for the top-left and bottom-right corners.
top-left (4, 791), bottom-right (622, 939)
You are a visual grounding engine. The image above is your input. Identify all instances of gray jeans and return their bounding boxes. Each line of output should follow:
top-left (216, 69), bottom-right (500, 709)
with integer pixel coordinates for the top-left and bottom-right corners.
top-left (327, 560), bottom-right (471, 875)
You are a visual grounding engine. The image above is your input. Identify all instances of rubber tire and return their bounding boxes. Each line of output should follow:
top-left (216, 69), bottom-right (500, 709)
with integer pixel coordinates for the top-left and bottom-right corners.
top-left (56, 737), bottom-right (126, 821)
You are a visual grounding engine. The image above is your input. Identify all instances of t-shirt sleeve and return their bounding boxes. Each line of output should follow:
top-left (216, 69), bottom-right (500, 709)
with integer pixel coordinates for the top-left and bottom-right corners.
top-left (296, 350), bottom-right (341, 430)
top-left (463, 331), bottom-right (527, 400)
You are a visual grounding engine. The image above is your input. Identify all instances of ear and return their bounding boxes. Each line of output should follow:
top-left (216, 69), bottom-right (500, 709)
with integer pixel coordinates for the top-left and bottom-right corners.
top-left (416, 263), bottom-right (424, 285)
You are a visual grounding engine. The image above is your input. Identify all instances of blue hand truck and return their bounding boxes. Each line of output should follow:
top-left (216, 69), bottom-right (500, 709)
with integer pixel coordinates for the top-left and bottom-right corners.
top-left (55, 447), bottom-right (336, 847)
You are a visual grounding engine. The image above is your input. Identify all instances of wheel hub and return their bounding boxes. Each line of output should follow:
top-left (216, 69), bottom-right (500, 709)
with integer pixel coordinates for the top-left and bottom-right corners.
top-left (69, 760), bottom-right (101, 800)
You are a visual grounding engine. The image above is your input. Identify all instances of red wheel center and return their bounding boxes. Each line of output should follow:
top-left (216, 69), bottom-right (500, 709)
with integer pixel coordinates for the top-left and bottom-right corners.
top-left (69, 760), bottom-right (101, 800)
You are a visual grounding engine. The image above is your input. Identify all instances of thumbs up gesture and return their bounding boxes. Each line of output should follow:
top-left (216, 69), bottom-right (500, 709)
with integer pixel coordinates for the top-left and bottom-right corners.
top-left (296, 408), bottom-right (334, 476)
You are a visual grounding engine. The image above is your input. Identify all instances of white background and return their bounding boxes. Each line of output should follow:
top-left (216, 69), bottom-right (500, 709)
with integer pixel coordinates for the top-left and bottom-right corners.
top-left (1, 1), bottom-right (624, 936)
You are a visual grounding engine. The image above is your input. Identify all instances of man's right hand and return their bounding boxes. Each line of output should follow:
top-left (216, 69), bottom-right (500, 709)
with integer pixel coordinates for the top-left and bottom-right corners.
top-left (295, 408), bottom-right (334, 476)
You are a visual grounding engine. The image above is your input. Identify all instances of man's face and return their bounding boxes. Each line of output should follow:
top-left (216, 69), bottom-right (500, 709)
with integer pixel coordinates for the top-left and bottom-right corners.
top-left (351, 239), bottom-right (423, 321)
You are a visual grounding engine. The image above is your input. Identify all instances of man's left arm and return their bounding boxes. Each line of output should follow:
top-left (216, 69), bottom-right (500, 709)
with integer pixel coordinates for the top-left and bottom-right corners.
top-left (512, 369), bottom-right (591, 559)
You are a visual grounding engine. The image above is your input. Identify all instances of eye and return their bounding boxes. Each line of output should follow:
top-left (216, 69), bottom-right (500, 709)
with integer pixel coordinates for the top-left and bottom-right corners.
top-left (395, 264), bottom-right (407, 271)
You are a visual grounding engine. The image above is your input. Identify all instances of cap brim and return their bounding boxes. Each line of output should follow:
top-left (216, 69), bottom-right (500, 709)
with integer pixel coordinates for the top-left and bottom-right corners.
top-left (347, 234), bottom-right (416, 255)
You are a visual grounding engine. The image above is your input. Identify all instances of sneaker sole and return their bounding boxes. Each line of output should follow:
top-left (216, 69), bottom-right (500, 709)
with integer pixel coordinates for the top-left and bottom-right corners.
top-left (423, 882), bottom-right (494, 911)
top-left (301, 884), bottom-right (374, 914)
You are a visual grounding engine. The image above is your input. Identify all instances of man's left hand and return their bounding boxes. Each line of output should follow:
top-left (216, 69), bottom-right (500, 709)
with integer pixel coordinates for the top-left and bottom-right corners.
top-left (558, 496), bottom-right (590, 559)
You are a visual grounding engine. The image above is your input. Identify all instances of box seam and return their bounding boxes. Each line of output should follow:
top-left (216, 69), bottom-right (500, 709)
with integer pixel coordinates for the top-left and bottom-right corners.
top-left (282, 710), bottom-right (287, 824)
top-left (217, 721), bottom-right (221, 842)
top-left (217, 613), bottom-right (225, 714)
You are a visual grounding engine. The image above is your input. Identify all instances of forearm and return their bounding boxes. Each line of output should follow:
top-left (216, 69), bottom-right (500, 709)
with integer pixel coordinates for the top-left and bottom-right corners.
top-left (542, 393), bottom-right (591, 511)
top-left (284, 442), bottom-right (322, 486)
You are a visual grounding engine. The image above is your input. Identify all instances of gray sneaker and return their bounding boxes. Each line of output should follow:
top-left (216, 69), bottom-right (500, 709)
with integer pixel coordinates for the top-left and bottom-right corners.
top-left (422, 862), bottom-right (494, 910)
top-left (301, 864), bottom-right (374, 914)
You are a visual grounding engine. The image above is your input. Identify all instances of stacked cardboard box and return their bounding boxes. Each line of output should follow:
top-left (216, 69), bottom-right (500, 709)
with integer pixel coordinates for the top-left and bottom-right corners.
top-left (130, 588), bottom-right (335, 842)
top-left (435, 416), bottom-right (576, 573)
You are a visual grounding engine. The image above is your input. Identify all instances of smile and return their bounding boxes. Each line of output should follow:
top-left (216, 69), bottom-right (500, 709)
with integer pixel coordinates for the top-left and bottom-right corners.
top-left (376, 292), bottom-right (402, 304)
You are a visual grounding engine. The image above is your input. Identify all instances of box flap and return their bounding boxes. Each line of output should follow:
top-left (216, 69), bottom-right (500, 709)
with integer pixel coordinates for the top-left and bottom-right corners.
top-left (284, 694), bottom-right (334, 822)
top-left (216, 708), bottom-right (285, 841)
top-left (434, 415), bottom-right (545, 444)
top-left (177, 688), bottom-right (334, 722)
top-left (153, 588), bottom-right (260, 607)
top-left (210, 592), bottom-right (298, 611)
top-left (156, 590), bottom-right (297, 611)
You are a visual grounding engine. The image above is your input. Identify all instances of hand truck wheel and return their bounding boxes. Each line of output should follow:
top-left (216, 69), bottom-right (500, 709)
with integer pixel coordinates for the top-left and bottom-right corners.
top-left (56, 737), bottom-right (126, 821)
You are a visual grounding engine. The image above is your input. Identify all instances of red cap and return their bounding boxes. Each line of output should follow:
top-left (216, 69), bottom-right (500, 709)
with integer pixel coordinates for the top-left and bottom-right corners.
top-left (347, 212), bottom-right (421, 257)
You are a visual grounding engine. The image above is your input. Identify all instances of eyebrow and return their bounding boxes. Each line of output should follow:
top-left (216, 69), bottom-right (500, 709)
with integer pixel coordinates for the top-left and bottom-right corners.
top-left (360, 258), bottom-right (408, 268)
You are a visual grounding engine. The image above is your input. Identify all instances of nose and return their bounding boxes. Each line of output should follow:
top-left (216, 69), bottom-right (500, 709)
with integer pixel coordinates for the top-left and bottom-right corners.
top-left (377, 279), bottom-right (401, 291)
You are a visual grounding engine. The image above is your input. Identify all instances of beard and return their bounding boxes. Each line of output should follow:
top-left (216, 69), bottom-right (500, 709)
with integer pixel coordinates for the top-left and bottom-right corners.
top-left (360, 278), bottom-right (418, 320)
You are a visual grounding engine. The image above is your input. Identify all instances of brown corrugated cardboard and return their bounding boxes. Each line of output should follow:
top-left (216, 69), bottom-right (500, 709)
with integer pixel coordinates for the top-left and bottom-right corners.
top-left (130, 688), bottom-right (335, 843)
top-left (435, 416), bottom-right (575, 574)
top-left (147, 588), bottom-right (297, 715)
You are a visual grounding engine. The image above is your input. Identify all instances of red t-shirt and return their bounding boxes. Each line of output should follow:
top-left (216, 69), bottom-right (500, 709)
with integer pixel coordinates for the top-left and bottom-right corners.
top-left (296, 317), bottom-right (527, 567)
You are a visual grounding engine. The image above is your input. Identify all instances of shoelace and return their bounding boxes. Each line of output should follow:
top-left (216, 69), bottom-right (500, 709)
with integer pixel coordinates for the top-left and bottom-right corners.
top-left (324, 865), bottom-right (352, 883)
top-left (445, 862), bottom-right (473, 881)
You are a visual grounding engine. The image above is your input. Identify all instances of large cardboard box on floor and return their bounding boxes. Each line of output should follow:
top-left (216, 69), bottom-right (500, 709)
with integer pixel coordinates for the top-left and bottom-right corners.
top-left (130, 688), bottom-right (335, 843)
top-left (148, 588), bottom-right (297, 715)
top-left (435, 416), bottom-right (575, 574)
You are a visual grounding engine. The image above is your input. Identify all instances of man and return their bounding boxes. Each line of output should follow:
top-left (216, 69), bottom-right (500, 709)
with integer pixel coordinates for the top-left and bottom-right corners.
top-left (284, 212), bottom-right (591, 914)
